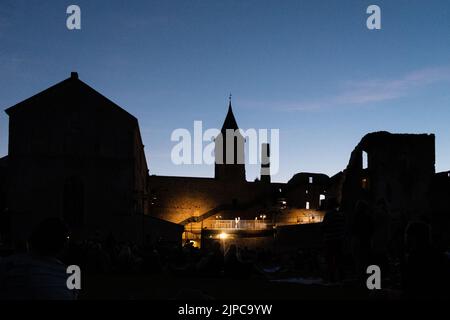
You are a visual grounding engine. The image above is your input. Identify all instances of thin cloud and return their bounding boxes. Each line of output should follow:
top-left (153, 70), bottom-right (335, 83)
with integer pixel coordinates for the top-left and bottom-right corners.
top-left (337, 66), bottom-right (450, 104)
top-left (242, 66), bottom-right (450, 112)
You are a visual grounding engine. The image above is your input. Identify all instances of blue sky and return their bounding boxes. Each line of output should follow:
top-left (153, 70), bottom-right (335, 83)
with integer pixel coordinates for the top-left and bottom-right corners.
top-left (1, 0), bottom-right (450, 182)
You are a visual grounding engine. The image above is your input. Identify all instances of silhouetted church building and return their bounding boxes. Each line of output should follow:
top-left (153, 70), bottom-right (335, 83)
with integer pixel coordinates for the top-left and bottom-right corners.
top-left (1, 72), bottom-right (182, 244)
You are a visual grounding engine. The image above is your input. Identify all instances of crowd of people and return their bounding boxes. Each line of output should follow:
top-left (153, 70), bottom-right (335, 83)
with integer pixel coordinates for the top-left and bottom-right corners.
top-left (0, 201), bottom-right (449, 299)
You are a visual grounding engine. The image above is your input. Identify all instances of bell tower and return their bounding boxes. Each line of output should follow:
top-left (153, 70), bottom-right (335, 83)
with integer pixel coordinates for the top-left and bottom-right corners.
top-left (214, 97), bottom-right (246, 181)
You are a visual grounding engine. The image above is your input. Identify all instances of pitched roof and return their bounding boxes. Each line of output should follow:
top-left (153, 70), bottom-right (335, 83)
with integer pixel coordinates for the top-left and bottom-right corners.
top-left (5, 72), bottom-right (137, 122)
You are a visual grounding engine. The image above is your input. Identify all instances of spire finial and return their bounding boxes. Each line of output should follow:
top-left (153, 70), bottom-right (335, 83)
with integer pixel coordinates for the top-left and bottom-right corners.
top-left (228, 93), bottom-right (232, 106)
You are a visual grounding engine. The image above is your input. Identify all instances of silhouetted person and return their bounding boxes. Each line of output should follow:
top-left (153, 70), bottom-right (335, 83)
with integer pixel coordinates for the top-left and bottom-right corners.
top-left (196, 241), bottom-right (224, 276)
top-left (141, 244), bottom-right (162, 274)
top-left (0, 218), bottom-right (76, 300)
top-left (224, 245), bottom-right (240, 277)
top-left (224, 244), bottom-right (253, 278)
top-left (402, 221), bottom-right (449, 299)
top-left (322, 197), bottom-right (345, 283)
top-left (350, 200), bottom-right (374, 284)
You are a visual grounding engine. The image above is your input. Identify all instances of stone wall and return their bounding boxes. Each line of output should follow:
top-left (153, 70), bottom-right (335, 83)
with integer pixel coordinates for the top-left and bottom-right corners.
top-left (148, 175), bottom-right (283, 224)
top-left (341, 131), bottom-right (435, 221)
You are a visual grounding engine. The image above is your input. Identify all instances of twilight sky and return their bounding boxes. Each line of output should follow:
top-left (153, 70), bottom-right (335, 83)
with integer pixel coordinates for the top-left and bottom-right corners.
top-left (1, 0), bottom-right (450, 182)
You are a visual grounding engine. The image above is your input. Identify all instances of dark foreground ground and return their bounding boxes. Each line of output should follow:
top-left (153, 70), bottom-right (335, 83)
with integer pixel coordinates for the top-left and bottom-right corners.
top-left (79, 273), bottom-right (393, 300)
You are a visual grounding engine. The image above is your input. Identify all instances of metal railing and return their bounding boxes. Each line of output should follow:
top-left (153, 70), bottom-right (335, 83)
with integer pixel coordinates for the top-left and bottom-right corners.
top-left (205, 220), bottom-right (272, 230)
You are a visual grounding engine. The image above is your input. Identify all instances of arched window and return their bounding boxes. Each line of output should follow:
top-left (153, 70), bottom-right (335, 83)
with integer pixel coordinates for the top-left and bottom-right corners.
top-left (362, 151), bottom-right (368, 169)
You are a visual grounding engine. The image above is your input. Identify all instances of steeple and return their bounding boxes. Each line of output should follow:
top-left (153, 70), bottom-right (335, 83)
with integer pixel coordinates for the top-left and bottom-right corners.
top-left (221, 99), bottom-right (239, 132)
top-left (215, 97), bottom-right (246, 182)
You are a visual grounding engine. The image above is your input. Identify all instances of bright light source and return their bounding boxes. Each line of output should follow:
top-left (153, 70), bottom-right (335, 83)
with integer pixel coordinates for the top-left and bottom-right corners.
top-left (218, 232), bottom-right (228, 240)
top-left (189, 240), bottom-right (199, 248)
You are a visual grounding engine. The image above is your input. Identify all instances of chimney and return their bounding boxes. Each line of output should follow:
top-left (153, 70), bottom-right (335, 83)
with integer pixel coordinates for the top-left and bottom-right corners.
top-left (71, 72), bottom-right (78, 79)
top-left (260, 143), bottom-right (271, 183)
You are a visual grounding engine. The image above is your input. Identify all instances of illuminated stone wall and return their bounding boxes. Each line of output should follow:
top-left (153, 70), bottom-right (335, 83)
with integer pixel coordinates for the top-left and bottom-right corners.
top-left (148, 175), bottom-right (283, 224)
top-left (275, 208), bottom-right (325, 225)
